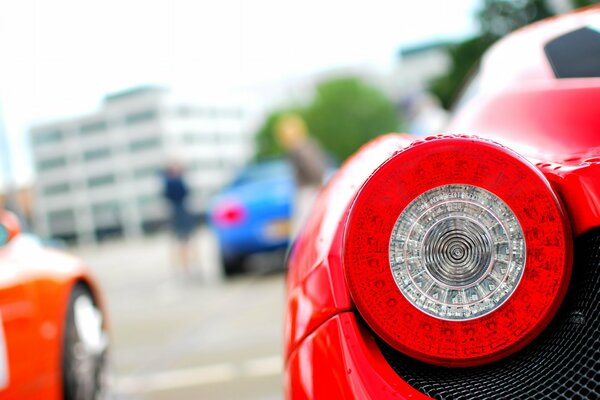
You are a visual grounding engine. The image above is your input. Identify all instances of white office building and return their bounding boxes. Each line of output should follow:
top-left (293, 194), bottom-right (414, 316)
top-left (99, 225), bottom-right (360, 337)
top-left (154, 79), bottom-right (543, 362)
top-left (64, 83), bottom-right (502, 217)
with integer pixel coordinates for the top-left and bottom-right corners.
top-left (393, 41), bottom-right (451, 97)
top-left (30, 86), bottom-right (254, 244)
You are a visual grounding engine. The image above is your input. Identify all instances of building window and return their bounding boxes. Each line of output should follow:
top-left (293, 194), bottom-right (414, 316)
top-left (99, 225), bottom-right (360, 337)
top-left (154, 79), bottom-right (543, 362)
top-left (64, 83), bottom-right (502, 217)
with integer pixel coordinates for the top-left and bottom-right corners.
top-left (133, 165), bottom-right (160, 179)
top-left (138, 195), bottom-right (160, 206)
top-left (87, 174), bottom-right (115, 188)
top-left (80, 120), bottom-right (107, 135)
top-left (125, 110), bottom-right (156, 125)
top-left (177, 106), bottom-right (213, 118)
top-left (183, 132), bottom-right (216, 144)
top-left (43, 182), bottom-right (70, 196)
top-left (33, 130), bottom-right (64, 146)
top-left (37, 156), bottom-right (67, 172)
top-left (92, 201), bottom-right (121, 226)
top-left (48, 209), bottom-right (76, 234)
top-left (190, 160), bottom-right (216, 170)
top-left (129, 137), bottom-right (161, 152)
top-left (83, 147), bottom-right (111, 161)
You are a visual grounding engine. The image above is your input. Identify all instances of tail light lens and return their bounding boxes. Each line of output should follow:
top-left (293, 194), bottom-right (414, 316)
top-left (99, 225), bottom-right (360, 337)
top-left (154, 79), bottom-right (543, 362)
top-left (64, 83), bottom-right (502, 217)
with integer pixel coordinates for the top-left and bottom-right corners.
top-left (343, 136), bottom-right (572, 367)
top-left (212, 200), bottom-right (247, 226)
top-left (391, 183), bottom-right (526, 321)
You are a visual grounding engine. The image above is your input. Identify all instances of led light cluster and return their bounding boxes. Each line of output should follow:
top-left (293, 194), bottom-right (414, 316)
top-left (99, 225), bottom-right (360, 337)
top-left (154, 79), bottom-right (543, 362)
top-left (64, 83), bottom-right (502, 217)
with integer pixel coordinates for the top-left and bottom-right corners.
top-left (390, 184), bottom-right (525, 320)
top-left (343, 136), bottom-right (572, 367)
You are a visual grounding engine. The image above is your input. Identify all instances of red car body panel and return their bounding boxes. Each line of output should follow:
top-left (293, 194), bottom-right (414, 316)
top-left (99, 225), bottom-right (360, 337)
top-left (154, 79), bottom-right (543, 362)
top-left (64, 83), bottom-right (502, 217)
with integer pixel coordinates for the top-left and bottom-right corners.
top-left (0, 235), bottom-right (106, 399)
top-left (284, 6), bottom-right (600, 399)
top-left (284, 135), bottom-right (413, 359)
top-left (286, 313), bottom-right (429, 400)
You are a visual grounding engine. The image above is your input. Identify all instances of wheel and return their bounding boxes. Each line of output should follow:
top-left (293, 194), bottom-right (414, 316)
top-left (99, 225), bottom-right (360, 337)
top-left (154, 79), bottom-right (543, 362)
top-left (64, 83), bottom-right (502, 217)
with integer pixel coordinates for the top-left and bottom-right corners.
top-left (62, 284), bottom-right (109, 400)
top-left (222, 253), bottom-right (246, 277)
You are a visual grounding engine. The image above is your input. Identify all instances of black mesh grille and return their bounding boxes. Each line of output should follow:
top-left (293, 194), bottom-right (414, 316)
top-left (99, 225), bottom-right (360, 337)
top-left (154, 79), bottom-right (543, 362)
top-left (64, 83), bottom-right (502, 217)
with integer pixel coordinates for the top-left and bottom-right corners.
top-left (377, 231), bottom-right (600, 399)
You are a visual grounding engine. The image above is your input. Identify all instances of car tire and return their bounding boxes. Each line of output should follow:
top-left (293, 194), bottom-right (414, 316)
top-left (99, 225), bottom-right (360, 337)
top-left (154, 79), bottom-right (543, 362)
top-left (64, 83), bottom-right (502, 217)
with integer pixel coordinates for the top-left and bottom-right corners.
top-left (62, 284), bottom-right (109, 400)
top-left (222, 253), bottom-right (246, 278)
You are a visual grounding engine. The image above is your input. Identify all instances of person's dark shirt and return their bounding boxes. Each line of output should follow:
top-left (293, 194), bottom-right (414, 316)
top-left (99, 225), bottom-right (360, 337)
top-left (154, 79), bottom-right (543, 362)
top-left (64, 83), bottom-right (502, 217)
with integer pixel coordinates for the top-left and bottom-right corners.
top-left (163, 174), bottom-right (188, 207)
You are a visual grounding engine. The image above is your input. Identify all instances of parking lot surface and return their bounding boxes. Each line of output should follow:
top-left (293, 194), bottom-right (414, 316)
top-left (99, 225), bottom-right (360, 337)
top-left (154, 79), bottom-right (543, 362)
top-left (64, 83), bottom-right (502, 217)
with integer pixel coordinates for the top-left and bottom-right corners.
top-left (75, 229), bottom-right (285, 400)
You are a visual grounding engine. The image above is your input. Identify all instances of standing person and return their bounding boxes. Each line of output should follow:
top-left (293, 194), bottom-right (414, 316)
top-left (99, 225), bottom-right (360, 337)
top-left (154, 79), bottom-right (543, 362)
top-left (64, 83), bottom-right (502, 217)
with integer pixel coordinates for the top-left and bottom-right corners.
top-left (162, 162), bottom-right (195, 275)
top-left (275, 113), bottom-right (327, 238)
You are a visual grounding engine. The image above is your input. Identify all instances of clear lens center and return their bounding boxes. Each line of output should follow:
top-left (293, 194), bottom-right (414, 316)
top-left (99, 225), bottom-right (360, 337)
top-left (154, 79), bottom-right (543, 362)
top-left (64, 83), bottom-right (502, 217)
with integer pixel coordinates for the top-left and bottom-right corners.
top-left (422, 217), bottom-right (492, 288)
top-left (389, 184), bottom-right (526, 321)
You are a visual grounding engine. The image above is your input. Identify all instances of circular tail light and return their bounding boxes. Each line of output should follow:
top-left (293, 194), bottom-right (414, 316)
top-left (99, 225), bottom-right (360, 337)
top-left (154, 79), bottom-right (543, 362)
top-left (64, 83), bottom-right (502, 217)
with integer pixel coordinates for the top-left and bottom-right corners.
top-left (212, 200), bottom-right (247, 226)
top-left (343, 136), bottom-right (572, 367)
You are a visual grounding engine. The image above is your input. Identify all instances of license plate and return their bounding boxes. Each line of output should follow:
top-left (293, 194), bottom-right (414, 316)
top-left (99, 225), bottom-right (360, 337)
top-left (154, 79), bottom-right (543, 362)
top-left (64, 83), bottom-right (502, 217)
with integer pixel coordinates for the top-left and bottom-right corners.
top-left (263, 219), bottom-right (291, 240)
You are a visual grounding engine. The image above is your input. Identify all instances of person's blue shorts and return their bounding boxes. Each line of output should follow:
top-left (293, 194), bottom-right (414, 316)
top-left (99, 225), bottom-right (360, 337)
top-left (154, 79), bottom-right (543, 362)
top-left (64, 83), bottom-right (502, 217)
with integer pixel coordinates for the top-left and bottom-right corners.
top-left (171, 205), bottom-right (194, 241)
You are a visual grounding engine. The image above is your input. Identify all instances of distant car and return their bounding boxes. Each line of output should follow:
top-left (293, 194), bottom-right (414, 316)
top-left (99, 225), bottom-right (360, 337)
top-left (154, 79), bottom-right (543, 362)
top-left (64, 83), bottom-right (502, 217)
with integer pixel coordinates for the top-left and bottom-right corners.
top-left (284, 7), bottom-right (600, 400)
top-left (209, 159), bottom-right (294, 276)
top-left (0, 210), bottom-right (108, 399)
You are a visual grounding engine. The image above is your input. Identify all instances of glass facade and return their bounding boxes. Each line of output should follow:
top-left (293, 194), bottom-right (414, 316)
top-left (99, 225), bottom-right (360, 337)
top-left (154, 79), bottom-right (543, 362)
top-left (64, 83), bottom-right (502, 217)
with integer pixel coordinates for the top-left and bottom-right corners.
top-left (87, 174), bottom-right (115, 188)
top-left (80, 120), bottom-right (107, 135)
top-left (37, 156), bottom-right (67, 171)
top-left (92, 201), bottom-right (121, 227)
top-left (125, 110), bottom-right (156, 125)
top-left (129, 137), bottom-right (161, 152)
top-left (133, 165), bottom-right (161, 179)
top-left (83, 147), bottom-right (111, 161)
top-left (33, 130), bottom-right (64, 146)
top-left (43, 182), bottom-right (70, 196)
top-left (48, 209), bottom-right (76, 234)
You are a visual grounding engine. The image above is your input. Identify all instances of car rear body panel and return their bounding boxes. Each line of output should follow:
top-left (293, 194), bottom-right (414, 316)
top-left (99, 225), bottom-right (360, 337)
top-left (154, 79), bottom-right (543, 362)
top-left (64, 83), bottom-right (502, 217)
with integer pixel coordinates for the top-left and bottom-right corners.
top-left (286, 313), bottom-right (429, 400)
top-left (284, 7), bottom-right (600, 398)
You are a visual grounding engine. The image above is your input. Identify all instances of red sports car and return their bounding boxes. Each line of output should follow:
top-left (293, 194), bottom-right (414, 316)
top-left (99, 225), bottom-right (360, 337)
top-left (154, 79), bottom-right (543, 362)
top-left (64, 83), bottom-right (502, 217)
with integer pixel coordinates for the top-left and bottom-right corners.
top-left (0, 210), bottom-right (109, 399)
top-left (284, 7), bottom-right (600, 399)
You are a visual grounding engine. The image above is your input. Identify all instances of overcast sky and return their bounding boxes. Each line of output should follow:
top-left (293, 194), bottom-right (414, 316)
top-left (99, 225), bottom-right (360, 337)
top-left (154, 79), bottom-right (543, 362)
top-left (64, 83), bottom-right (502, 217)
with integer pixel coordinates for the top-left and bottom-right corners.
top-left (0, 0), bottom-right (479, 187)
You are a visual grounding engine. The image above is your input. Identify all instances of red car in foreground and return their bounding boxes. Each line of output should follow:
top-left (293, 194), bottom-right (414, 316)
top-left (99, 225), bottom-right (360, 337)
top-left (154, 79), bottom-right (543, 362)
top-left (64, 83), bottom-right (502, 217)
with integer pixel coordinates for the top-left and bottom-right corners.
top-left (284, 7), bottom-right (600, 399)
top-left (0, 210), bottom-right (108, 399)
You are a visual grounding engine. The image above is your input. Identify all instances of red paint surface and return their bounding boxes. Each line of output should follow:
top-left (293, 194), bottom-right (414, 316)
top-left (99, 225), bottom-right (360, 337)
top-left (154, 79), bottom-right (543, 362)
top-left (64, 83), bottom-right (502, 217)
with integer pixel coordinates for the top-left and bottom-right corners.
top-left (538, 157), bottom-right (600, 236)
top-left (0, 236), bottom-right (106, 399)
top-left (286, 312), bottom-right (430, 400)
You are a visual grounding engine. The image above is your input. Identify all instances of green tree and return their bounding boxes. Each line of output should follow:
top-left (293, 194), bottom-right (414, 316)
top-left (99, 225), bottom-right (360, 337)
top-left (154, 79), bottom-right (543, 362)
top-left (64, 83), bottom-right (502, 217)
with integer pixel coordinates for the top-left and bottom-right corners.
top-left (571, 0), bottom-right (600, 7)
top-left (254, 77), bottom-right (401, 161)
top-left (430, 36), bottom-right (493, 110)
top-left (303, 77), bottom-right (400, 161)
top-left (477, 0), bottom-right (553, 39)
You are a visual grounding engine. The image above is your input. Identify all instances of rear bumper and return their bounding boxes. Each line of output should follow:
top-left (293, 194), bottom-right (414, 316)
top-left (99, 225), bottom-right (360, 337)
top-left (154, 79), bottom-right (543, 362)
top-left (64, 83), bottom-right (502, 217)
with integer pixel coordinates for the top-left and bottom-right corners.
top-left (215, 220), bottom-right (290, 256)
top-left (218, 233), bottom-right (288, 257)
top-left (284, 312), bottom-right (429, 400)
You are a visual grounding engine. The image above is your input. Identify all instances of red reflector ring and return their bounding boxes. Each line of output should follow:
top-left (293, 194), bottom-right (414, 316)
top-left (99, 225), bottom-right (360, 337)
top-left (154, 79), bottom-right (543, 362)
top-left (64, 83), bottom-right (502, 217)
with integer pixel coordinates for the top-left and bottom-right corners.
top-left (343, 136), bottom-right (572, 367)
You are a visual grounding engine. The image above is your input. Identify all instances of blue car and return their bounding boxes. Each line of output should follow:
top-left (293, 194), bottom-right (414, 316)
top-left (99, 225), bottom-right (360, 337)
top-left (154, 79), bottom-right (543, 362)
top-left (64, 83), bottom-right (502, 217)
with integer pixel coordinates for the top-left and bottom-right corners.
top-left (209, 159), bottom-right (294, 276)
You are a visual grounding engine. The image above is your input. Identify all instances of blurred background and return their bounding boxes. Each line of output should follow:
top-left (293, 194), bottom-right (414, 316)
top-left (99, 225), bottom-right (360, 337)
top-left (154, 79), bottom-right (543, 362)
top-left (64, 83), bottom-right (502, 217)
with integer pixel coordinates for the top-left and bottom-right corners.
top-left (0, 0), bottom-right (596, 399)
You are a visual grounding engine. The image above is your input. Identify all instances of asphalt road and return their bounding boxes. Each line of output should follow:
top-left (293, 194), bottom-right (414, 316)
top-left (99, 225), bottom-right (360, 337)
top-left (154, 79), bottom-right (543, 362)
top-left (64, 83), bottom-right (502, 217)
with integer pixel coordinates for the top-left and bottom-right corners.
top-left (74, 229), bottom-right (286, 400)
